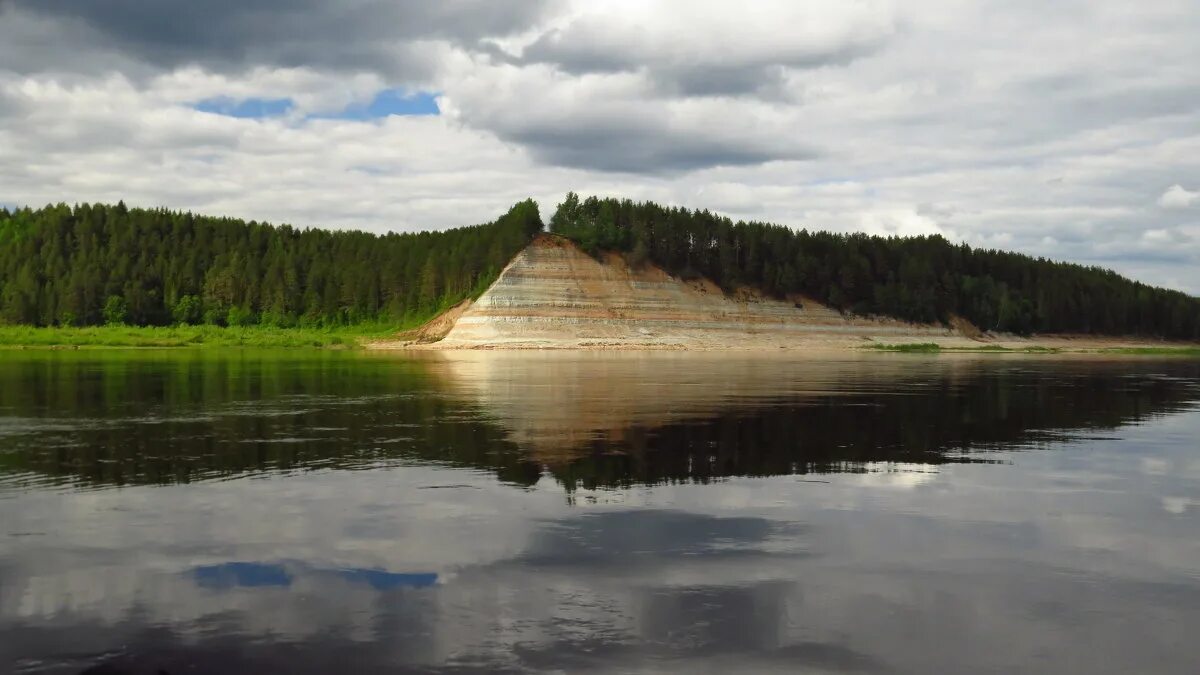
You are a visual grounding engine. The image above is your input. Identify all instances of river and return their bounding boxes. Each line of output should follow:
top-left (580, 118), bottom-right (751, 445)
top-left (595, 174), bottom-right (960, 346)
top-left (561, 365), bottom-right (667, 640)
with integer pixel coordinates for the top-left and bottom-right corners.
top-left (2, 351), bottom-right (1198, 674)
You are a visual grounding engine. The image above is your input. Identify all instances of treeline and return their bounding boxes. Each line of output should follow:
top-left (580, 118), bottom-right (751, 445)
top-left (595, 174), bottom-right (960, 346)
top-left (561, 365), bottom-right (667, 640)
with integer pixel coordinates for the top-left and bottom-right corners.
top-left (550, 193), bottom-right (1200, 338)
top-left (0, 200), bottom-right (542, 327)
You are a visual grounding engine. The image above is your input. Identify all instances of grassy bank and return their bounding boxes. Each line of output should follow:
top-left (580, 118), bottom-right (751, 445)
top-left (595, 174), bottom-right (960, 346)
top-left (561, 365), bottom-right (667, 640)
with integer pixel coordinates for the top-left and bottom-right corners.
top-left (866, 342), bottom-right (1200, 355)
top-left (867, 343), bottom-right (1062, 353)
top-left (865, 342), bottom-right (945, 353)
top-left (1097, 346), bottom-right (1200, 356)
top-left (0, 324), bottom-right (406, 349)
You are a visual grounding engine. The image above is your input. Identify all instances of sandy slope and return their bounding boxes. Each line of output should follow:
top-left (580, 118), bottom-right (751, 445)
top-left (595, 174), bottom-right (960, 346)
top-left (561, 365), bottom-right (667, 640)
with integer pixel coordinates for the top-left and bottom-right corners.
top-left (367, 236), bottom-right (1193, 352)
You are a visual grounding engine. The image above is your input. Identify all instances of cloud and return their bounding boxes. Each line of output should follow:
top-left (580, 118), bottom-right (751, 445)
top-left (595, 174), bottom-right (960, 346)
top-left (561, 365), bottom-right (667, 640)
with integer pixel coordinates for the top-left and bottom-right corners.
top-left (859, 208), bottom-right (956, 240)
top-left (434, 58), bottom-right (820, 173)
top-left (0, 1), bottom-right (1199, 291)
top-left (1158, 184), bottom-right (1199, 209)
top-left (5, 0), bottom-right (556, 78)
top-left (194, 97), bottom-right (295, 119)
top-left (515, 0), bottom-right (898, 97)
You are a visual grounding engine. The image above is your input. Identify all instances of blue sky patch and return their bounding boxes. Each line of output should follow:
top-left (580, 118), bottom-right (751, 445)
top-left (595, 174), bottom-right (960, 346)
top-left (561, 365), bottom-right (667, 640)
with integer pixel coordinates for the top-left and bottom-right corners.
top-left (194, 97), bottom-right (294, 119)
top-left (192, 90), bottom-right (437, 121)
top-left (326, 89), bottom-right (440, 120)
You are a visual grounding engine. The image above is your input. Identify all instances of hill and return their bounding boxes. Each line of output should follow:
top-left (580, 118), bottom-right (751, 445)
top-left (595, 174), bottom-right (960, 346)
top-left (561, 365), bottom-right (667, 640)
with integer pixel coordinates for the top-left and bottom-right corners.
top-left (421, 234), bottom-right (951, 349)
top-left (377, 235), bottom-right (1191, 351)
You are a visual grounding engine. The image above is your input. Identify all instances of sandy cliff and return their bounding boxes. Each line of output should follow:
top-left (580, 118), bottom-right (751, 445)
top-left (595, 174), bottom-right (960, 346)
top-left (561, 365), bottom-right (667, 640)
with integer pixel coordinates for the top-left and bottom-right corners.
top-left (367, 235), bottom-right (1183, 351)
top-left (399, 235), bottom-right (954, 349)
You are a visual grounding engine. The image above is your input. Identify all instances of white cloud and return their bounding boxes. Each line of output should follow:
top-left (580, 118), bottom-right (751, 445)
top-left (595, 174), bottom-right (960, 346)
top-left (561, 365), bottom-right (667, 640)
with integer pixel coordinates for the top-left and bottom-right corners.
top-left (516, 0), bottom-right (899, 96)
top-left (1158, 184), bottom-right (1199, 209)
top-left (859, 208), bottom-right (956, 239)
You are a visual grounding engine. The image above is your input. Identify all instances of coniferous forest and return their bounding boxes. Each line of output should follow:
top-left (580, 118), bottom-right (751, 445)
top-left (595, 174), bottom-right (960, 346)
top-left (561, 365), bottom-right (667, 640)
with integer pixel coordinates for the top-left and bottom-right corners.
top-left (0, 200), bottom-right (542, 328)
top-left (549, 193), bottom-right (1200, 339)
top-left (0, 198), bottom-right (540, 326)
top-left (1, 195), bottom-right (1197, 339)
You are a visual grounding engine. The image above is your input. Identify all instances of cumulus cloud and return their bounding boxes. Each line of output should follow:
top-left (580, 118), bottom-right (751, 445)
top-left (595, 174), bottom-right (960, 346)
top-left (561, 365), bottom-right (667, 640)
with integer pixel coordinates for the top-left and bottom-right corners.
top-left (515, 0), bottom-right (898, 97)
top-left (1158, 184), bottom-right (1199, 209)
top-left (438, 61), bottom-right (818, 172)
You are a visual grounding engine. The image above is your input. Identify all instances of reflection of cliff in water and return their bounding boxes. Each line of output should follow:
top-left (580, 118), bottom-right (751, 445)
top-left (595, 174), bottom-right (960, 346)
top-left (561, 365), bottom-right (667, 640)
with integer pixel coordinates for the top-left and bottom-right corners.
top-left (425, 352), bottom-right (1200, 490)
top-left (0, 351), bottom-right (1197, 491)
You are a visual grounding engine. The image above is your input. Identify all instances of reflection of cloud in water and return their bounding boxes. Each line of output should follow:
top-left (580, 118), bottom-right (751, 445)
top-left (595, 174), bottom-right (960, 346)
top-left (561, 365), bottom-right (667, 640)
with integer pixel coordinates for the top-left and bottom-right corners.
top-left (5, 464), bottom-right (1200, 673)
top-left (848, 467), bottom-right (939, 489)
top-left (511, 509), bottom-right (795, 566)
top-left (1162, 496), bottom-right (1196, 514)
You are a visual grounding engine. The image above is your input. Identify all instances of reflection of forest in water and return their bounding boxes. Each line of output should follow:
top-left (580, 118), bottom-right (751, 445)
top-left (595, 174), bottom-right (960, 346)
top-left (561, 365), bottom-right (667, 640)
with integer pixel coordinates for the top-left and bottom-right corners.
top-left (1, 351), bottom-right (1197, 490)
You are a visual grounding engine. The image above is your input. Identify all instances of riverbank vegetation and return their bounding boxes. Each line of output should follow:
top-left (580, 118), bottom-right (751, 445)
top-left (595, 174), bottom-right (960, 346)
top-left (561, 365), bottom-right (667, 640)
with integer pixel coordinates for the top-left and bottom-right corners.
top-left (0, 199), bottom-right (542, 329)
top-left (865, 342), bottom-right (1200, 355)
top-left (549, 193), bottom-right (1200, 340)
top-left (0, 324), bottom-right (404, 348)
top-left (866, 343), bottom-right (1064, 353)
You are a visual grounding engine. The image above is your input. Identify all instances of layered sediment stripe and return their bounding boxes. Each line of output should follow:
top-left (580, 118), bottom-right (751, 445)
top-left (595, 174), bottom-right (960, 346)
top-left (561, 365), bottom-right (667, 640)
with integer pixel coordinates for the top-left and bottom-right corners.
top-left (439, 236), bottom-right (950, 348)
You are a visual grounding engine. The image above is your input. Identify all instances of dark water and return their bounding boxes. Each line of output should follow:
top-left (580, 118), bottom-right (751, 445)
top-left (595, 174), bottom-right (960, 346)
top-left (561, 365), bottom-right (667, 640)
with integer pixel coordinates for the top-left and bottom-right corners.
top-left (1, 351), bottom-right (1199, 674)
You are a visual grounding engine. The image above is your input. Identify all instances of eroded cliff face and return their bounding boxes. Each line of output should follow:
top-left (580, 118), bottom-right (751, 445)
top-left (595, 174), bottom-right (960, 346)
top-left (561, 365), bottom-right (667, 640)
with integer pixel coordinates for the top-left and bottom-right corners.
top-left (434, 236), bottom-right (951, 349)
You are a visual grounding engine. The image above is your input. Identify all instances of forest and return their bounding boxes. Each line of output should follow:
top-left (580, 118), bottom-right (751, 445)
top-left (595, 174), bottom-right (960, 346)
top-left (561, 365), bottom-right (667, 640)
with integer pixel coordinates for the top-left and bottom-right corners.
top-left (0, 200), bottom-right (542, 328)
top-left (549, 193), bottom-right (1200, 339)
top-left (2, 195), bottom-right (1197, 339)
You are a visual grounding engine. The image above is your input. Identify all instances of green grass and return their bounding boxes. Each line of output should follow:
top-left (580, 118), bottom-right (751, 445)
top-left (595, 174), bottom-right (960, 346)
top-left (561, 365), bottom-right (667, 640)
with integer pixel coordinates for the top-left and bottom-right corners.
top-left (1096, 346), bottom-right (1200, 356)
top-left (865, 343), bottom-right (944, 352)
top-left (867, 342), bottom-right (1200, 356)
top-left (0, 323), bottom-right (408, 349)
top-left (866, 343), bottom-right (1064, 353)
top-left (954, 345), bottom-right (1062, 353)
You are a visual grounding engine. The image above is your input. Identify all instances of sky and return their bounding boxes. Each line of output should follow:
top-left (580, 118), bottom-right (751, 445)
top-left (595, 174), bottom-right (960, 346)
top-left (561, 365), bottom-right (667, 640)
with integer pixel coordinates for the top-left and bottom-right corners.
top-left (0, 0), bottom-right (1197, 293)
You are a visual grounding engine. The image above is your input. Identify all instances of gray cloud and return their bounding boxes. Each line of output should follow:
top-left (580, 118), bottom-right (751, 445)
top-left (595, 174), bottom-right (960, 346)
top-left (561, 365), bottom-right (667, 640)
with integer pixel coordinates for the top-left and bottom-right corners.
top-left (653, 64), bottom-right (791, 98)
top-left (522, 33), bottom-right (886, 100)
top-left (513, 2), bottom-right (898, 98)
top-left (3, 0), bottom-right (556, 78)
top-left (503, 123), bottom-right (816, 174)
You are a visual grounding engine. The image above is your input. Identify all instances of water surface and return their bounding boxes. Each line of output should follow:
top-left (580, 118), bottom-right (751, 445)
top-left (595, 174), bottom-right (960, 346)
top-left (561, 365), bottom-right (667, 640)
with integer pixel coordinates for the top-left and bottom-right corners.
top-left (2, 351), bottom-right (1198, 674)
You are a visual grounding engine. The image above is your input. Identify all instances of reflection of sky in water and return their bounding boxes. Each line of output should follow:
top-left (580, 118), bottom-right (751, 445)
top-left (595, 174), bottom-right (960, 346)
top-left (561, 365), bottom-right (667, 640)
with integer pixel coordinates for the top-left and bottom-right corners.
top-left (0, 354), bottom-right (1198, 673)
top-left (191, 563), bottom-right (438, 591)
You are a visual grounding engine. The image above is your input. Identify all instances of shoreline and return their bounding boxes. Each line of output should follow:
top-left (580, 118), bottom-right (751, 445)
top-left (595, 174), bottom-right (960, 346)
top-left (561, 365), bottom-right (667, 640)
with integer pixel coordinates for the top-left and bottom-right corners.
top-left (0, 324), bottom-right (390, 350)
top-left (1, 324), bottom-right (1196, 355)
top-left (366, 333), bottom-right (1200, 356)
